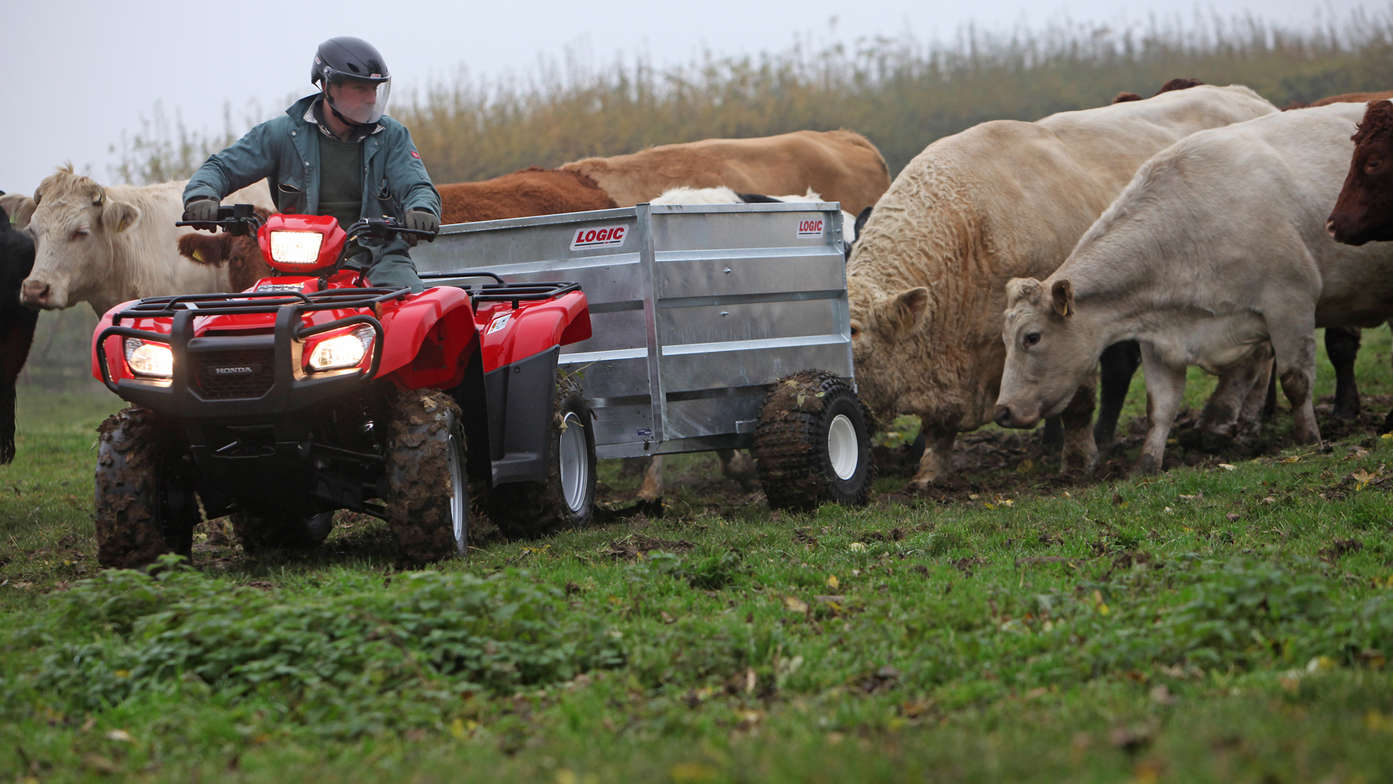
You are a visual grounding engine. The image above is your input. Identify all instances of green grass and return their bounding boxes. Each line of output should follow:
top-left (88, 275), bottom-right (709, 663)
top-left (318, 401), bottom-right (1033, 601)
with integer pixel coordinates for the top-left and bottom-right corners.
top-left (3, 330), bottom-right (1393, 782)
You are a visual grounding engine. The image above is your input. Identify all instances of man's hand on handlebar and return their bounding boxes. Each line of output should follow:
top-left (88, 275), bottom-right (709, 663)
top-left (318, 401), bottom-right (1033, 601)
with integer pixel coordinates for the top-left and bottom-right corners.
top-left (182, 197), bottom-right (220, 224)
top-left (406, 209), bottom-right (439, 240)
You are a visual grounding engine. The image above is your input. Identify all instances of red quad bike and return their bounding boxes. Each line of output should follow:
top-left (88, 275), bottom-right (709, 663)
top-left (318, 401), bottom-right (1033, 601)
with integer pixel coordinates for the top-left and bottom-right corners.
top-left (91, 204), bottom-right (596, 568)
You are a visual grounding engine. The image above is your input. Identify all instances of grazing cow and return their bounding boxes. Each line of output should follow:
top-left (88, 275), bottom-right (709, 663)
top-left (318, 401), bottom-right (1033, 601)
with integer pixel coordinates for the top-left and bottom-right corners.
top-left (560, 129), bottom-right (890, 216)
top-left (15, 166), bottom-right (273, 314)
top-left (995, 102), bottom-right (1393, 473)
top-left (0, 201), bottom-right (37, 464)
top-left (437, 167), bottom-right (617, 224)
top-left (847, 84), bottom-right (1278, 491)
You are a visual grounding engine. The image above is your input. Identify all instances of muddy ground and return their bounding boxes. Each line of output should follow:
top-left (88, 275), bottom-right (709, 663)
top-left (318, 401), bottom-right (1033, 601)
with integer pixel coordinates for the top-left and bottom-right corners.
top-left (591, 394), bottom-right (1393, 522)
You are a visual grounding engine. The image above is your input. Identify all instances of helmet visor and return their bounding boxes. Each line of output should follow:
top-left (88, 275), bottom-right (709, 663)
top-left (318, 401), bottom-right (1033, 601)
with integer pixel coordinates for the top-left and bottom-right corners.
top-left (323, 68), bottom-right (391, 125)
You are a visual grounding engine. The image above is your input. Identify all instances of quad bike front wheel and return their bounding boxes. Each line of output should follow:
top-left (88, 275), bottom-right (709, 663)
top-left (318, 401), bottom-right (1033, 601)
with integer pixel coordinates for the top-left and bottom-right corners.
top-left (753, 371), bottom-right (874, 512)
top-left (94, 407), bottom-right (200, 568)
top-left (385, 387), bottom-right (470, 563)
top-left (487, 372), bottom-right (596, 536)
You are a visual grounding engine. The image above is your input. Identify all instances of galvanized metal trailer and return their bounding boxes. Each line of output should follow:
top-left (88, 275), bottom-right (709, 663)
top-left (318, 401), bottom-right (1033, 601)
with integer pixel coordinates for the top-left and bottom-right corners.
top-left (413, 201), bottom-right (873, 509)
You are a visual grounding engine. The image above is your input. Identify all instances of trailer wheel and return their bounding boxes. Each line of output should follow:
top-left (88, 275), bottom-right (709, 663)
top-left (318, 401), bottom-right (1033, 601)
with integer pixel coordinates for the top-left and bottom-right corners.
top-left (385, 387), bottom-right (470, 563)
top-left (488, 372), bottom-right (596, 536)
top-left (229, 507), bottom-right (335, 553)
top-left (94, 407), bottom-right (199, 568)
top-left (753, 371), bottom-right (874, 512)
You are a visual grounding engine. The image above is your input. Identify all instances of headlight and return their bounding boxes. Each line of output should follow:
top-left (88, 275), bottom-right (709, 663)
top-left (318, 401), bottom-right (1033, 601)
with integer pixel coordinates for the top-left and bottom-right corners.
top-left (307, 325), bottom-right (375, 372)
top-left (124, 338), bottom-right (173, 379)
top-left (269, 231), bottom-right (324, 265)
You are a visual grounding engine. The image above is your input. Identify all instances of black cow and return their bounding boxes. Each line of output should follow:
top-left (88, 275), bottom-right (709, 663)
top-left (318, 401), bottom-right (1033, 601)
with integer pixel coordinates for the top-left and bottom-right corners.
top-left (1, 199), bottom-right (38, 464)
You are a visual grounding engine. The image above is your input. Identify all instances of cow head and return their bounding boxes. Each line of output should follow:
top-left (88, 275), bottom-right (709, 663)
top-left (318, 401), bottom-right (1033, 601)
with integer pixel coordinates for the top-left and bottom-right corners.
top-left (177, 210), bottom-right (272, 291)
top-left (994, 277), bottom-right (1095, 429)
top-left (1328, 100), bottom-right (1393, 246)
top-left (847, 285), bottom-right (929, 419)
top-left (0, 192), bottom-right (36, 229)
top-left (21, 166), bottom-right (140, 311)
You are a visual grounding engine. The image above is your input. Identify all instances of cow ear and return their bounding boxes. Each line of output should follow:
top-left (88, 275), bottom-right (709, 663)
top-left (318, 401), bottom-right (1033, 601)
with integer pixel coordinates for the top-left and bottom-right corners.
top-left (1050, 280), bottom-right (1075, 319)
top-left (101, 199), bottom-right (140, 234)
top-left (880, 287), bottom-right (929, 338)
top-left (1005, 277), bottom-right (1043, 307)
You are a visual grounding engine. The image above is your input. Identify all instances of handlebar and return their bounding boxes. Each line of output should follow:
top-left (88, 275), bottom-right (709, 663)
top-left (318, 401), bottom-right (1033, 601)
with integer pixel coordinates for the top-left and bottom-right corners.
top-left (176, 204), bottom-right (438, 243)
top-left (175, 203), bottom-right (262, 235)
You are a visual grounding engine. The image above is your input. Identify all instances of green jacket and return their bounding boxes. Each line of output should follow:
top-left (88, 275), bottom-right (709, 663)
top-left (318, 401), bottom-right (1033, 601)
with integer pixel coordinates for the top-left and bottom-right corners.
top-left (183, 94), bottom-right (441, 234)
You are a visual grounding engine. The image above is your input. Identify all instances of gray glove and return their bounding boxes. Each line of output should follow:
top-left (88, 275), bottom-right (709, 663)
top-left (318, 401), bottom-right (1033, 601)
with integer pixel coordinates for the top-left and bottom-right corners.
top-left (182, 197), bottom-right (219, 222)
top-left (405, 208), bottom-right (439, 237)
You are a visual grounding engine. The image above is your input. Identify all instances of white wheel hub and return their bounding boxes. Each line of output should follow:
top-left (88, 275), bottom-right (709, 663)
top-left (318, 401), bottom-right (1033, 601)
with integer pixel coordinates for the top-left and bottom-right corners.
top-left (448, 430), bottom-right (467, 554)
top-left (559, 411), bottom-right (590, 513)
top-left (827, 413), bottom-right (859, 481)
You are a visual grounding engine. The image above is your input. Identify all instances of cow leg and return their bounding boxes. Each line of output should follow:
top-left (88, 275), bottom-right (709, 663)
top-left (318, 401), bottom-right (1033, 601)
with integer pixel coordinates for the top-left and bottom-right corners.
top-left (1237, 351), bottom-right (1275, 437)
top-left (1270, 320), bottom-right (1321, 444)
top-left (1041, 416), bottom-right (1062, 452)
top-left (0, 314), bottom-right (37, 465)
top-left (717, 449), bottom-right (757, 489)
top-left (0, 379), bottom-right (14, 464)
top-left (1094, 340), bottom-right (1141, 448)
top-left (1196, 344), bottom-right (1272, 440)
top-left (910, 428), bottom-right (958, 492)
top-left (1059, 383), bottom-right (1098, 476)
top-left (1137, 343), bottom-right (1187, 474)
top-left (638, 456), bottom-right (663, 502)
top-left (1325, 326), bottom-right (1361, 419)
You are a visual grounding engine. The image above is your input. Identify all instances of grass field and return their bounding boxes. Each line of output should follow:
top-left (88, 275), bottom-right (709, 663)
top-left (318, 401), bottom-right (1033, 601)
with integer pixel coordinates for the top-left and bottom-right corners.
top-left (2, 330), bottom-right (1392, 782)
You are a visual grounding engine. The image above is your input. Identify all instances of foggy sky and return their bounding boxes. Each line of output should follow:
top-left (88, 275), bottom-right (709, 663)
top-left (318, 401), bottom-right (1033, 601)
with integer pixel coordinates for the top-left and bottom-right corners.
top-left (1, 0), bottom-right (1369, 194)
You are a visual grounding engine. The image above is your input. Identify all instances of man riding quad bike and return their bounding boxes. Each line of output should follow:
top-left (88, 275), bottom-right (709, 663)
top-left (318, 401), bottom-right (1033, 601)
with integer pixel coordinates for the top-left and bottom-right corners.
top-left (91, 206), bottom-right (597, 567)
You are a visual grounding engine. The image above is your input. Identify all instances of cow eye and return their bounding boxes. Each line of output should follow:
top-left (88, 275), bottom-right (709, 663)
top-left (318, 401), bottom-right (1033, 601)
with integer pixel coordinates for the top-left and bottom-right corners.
top-left (1367, 157), bottom-right (1383, 174)
top-left (70, 228), bottom-right (89, 241)
top-left (1023, 332), bottom-right (1041, 348)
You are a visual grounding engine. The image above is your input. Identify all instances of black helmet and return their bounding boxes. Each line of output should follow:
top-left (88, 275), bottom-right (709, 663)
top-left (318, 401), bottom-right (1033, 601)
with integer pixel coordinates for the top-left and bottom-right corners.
top-left (311, 36), bottom-right (391, 127)
top-left (311, 36), bottom-right (390, 87)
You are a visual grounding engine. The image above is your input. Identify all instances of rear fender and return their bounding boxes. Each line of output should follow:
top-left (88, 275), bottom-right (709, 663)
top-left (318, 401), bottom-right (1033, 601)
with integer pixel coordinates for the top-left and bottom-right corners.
top-left (479, 290), bottom-right (591, 372)
top-left (378, 287), bottom-right (479, 389)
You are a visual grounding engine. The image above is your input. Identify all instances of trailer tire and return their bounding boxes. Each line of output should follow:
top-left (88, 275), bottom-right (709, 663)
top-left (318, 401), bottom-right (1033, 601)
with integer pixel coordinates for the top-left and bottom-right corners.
top-left (385, 387), bottom-right (470, 563)
top-left (94, 407), bottom-right (199, 568)
top-left (488, 372), bottom-right (596, 536)
top-left (754, 371), bottom-right (874, 512)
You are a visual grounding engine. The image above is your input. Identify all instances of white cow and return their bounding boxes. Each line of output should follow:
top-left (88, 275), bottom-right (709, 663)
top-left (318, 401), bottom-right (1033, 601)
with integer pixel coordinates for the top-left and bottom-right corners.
top-left (846, 84), bottom-right (1279, 491)
top-left (17, 165), bottom-right (274, 314)
top-left (995, 101), bottom-right (1393, 473)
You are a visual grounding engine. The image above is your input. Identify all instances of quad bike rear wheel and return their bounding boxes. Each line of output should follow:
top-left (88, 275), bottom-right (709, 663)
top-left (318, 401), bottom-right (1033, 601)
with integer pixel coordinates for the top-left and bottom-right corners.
top-left (487, 372), bottom-right (596, 536)
top-left (753, 371), bottom-right (874, 512)
top-left (94, 407), bottom-right (199, 568)
top-left (385, 387), bottom-right (470, 563)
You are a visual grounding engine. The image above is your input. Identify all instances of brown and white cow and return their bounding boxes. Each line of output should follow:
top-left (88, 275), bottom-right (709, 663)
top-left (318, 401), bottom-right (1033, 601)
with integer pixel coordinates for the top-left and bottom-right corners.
top-left (1328, 100), bottom-right (1393, 246)
top-left (0, 200), bottom-right (37, 465)
top-left (560, 129), bottom-right (891, 216)
top-left (176, 207), bottom-right (274, 291)
top-left (996, 102), bottom-right (1393, 473)
top-left (846, 84), bottom-right (1278, 491)
top-left (437, 167), bottom-right (617, 224)
top-left (15, 166), bottom-right (273, 314)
